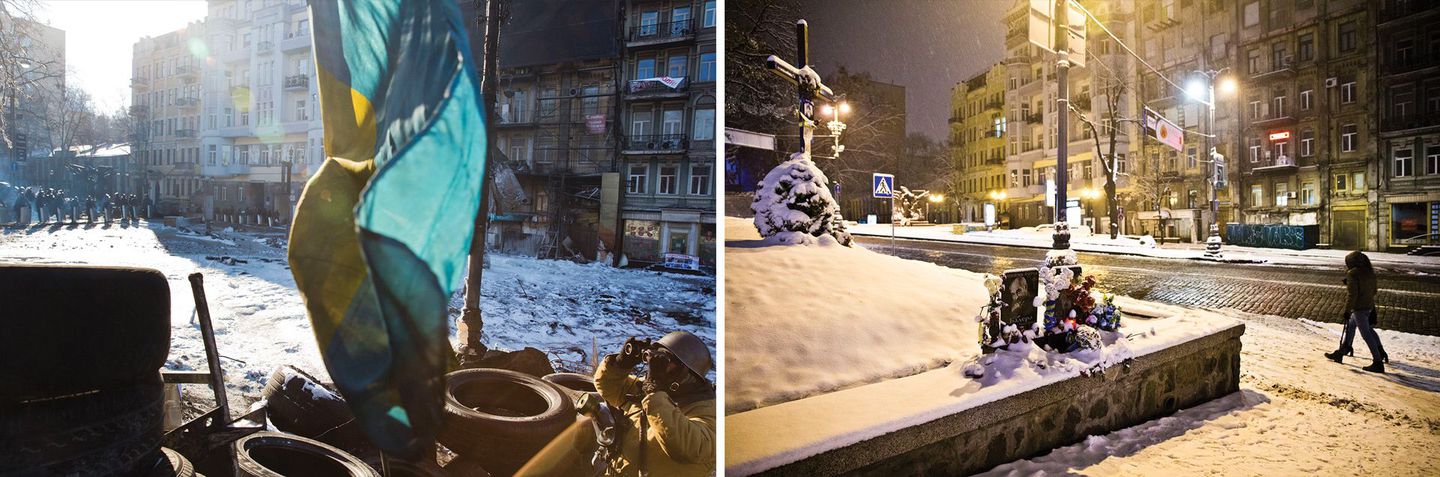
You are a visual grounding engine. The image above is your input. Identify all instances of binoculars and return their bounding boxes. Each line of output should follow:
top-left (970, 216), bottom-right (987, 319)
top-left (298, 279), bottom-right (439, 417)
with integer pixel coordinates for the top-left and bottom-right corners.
top-left (622, 338), bottom-right (675, 371)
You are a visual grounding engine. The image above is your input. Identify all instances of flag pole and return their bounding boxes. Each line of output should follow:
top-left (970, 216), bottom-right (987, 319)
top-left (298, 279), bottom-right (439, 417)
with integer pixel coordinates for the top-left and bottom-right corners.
top-left (459, 0), bottom-right (502, 365)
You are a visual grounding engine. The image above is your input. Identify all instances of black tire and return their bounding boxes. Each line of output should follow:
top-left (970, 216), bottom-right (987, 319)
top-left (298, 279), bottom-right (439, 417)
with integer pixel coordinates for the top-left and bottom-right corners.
top-left (0, 382), bottom-right (165, 476)
top-left (233, 432), bottom-right (378, 477)
top-left (363, 456), bottom-right (450, 477)
top-left (437, 369), bottom-right (575, 476)
top-left (261, 366), bottom-right (367, 452)
top-left (0, 265), bottom-right (170, 402)
top-left (147, 447), bottom-right (195, 477)
top-left (441, 456), bottom-right (492, 477)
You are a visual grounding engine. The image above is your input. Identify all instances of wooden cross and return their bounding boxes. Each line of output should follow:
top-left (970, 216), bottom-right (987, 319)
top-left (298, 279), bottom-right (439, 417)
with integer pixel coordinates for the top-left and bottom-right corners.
top-left (766, 19), bottom-right (837, 157)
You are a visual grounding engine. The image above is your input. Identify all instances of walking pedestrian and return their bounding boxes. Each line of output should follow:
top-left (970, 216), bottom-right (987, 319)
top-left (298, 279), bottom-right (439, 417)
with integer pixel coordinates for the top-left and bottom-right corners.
top-left (1325, 251), bottom-right (1388, 373)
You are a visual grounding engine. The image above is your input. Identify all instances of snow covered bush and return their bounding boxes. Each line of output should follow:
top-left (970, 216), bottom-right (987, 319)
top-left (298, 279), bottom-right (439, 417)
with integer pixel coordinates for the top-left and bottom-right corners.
top-left (752, 151), bottom-right (853, 246)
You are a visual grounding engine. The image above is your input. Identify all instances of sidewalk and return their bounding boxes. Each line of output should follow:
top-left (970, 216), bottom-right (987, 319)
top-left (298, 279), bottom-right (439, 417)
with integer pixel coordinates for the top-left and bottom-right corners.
top-left (847, 223), bottom-right (1440, 273)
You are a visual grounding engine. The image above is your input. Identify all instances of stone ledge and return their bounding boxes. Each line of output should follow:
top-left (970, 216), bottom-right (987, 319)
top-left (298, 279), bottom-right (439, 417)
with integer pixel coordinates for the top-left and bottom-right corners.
top-left (753, 323), bottom-right (1245, 476)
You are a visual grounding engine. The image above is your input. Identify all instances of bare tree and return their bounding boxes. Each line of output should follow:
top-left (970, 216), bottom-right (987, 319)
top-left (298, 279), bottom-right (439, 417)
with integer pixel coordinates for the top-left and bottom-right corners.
top-left (1067, 51), bottom-right (1144, 239)
top-left (725, 0), bottom-right (799, 156)
top-left (0, 0), bottom-right (65, 149)
top-left (41, 84), bottom-right (94, 156)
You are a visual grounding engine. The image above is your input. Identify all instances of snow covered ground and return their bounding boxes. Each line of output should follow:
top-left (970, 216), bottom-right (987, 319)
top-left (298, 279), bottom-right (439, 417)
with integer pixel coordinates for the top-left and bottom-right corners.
top-left (848, 223), bottom-right (1440, 273)
top-left (0, 221), bottom-right (714, 414)
top-left (728, 216), bottom-right (1440, 475)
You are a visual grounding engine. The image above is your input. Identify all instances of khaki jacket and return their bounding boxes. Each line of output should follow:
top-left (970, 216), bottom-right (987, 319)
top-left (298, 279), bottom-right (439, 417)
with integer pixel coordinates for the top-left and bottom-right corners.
top-left (593, 356), bottom-right (715, 477)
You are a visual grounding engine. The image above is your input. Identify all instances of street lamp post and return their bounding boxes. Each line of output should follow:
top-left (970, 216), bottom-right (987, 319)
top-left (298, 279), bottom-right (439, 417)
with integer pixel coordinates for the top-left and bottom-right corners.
top-left (1186, 69), bottom-right (1234, 258)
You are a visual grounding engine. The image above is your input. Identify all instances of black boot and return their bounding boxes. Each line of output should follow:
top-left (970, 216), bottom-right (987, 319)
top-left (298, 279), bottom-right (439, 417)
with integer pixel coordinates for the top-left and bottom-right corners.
top-left (1324, 349), bottom-right (1348, 363)
top-left (1363, 361), bottom-right (1385, 373)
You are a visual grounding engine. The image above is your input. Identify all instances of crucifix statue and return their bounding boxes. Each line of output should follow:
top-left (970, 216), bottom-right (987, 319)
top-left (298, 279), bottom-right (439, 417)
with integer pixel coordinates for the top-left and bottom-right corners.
top-left (765, 19), bottom-right (837, 157)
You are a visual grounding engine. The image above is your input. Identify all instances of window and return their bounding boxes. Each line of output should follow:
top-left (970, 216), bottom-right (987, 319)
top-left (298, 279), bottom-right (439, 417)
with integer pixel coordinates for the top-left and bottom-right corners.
top-left (639, 11), bottom-right (658, 36)
top-left (1273, 94), bottom-right (1285, 117)
top-left (631, 109), bottom-right (652, 136)
top-left (1210, 33), bottom-right (1226, 60)
top-left (703, 1), bottom-right (715, 28)
top-left (1301, 182), bottom-right (1316, 206)
top-left (1298, 33), bottom-right (1314, 61)
top-left (689, 163), bottom-right (710, 195)
top-left (1353, 171), bottom-right (1365, 191)
top-left (1274, 140), bottom-right (1289, 162)
top-left (1338, 21), bottom-right (1356, 53)
top-left (1272, 41), bottom-right (1288, 70)
top-left (1300, 90), bottom-right (1312, 111)
top-left (1243, 2), bottom-right (1259, 27)
top-left (1429, 151), bottom-right (1440, 175)
top-left (671, 7), bottom-right (691, 35)
top-left (658, 165), bottom-right (677, 195)
top-left (295, 99), bottom-right (307, 121)
top-left (1022, 168), bottom-right (1032, 187)
top-left (1248, 49), bottom-right (1260, 74)
top-left (1395, 149), bottom-right (1414, 177)
top-left (661, 109), bottom-right (684, 136)
top-left (1341, 124), bottom-right (1357, 152)
top-left (1301, 130), bottom-right (1314, 157)
top-left (1397, 39), bottom-right (1415, 66)
top-left (1341, 81), bottom-right (1355, 104)
top-left (1249, 138), bottom-right (1261, 162)
top-left (1394, 85), bottom-right (1414, 118)
top-left (627, 163), bottom-right (648, 194)
top-left (635, 58), bottom-right (655, 79)
top-left (1187, 147), bottom-right (1197, 169)
top-left (698, 53), bottom-right (715, 82)
top-left (1250, 100), bottom-right (1261, 119)
top-left (667, 54), bottom-right (687, 78)
top-left (1335, 173), bottom-right (1348, 191)
top-left (1251, 184), bottom-right (1264, 207)
top-left (692, 108), bottom-right (714, 140)
top-left (208, 145), bottom-right (217, 165)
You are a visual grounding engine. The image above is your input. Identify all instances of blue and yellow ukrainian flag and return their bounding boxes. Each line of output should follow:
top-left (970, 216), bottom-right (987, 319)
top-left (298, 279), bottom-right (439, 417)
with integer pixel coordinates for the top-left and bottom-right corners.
top-left (288, 0), bottom-right (487, 457)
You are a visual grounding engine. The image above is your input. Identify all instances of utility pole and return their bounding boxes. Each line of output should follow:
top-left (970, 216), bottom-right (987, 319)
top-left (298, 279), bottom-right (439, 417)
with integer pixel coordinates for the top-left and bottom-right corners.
top-left (459, 0), bottom-right (502, 365)
top-left (1052, 0), bottom-right (1071, 251)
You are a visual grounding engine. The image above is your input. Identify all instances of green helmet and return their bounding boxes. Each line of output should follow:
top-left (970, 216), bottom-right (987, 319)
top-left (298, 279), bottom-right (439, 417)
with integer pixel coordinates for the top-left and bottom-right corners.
top-left (655, 331), bottom-right (711, 378)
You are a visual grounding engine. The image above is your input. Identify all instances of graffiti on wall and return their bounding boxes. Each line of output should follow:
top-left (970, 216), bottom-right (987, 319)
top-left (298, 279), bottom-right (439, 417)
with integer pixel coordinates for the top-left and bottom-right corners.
top-left (1225, 224), bottom-right (1318, 250)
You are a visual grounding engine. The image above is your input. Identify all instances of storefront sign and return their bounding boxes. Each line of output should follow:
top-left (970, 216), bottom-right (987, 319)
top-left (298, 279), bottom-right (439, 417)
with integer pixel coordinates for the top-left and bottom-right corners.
top-left (1268, 131), bottom-right (1290, 141)
top-left (585, 114), bottom-right (606, 134)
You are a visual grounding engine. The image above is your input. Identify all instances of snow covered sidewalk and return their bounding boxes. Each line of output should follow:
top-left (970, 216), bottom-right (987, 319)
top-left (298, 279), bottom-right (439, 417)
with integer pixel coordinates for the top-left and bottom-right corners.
top-left (848, 223), bottom-right (1440, 273)
top-left (985, 310), bottom-right (1440, 476)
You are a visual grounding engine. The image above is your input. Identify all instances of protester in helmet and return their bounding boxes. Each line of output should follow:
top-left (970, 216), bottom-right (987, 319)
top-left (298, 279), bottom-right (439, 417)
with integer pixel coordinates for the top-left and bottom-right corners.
top-left (592, 331), bottom-right (715, 476)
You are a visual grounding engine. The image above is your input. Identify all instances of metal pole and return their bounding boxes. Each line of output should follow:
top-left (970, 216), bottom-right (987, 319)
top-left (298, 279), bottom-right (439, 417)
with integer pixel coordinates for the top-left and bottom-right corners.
top-left (1204, 77), bottom-right (1223, 258)
top-left (186, 273), bottom-right (230, 422)
top-left (890, 195), bottom-right (895, 246)
top-left (796, 20), bottom-right (812, 156)
top-left (459, 0), bottom-right (502, 363)
top-left (1053, 0), bottom-right (1070, 250)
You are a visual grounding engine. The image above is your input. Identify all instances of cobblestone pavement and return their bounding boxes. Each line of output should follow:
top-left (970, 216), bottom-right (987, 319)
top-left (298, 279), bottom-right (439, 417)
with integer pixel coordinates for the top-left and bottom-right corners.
top-left (855, 236), bottom-right (1440, 336)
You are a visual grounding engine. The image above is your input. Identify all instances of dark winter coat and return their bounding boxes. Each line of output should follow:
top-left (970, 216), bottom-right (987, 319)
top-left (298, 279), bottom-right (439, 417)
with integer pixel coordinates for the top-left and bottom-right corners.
top-left (1344, 251), bottom-right (1377, 312)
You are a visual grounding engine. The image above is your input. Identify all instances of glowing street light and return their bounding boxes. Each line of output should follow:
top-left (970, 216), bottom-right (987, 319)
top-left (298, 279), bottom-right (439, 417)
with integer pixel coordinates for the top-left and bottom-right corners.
top-left (821, 104), bottom-right (835, 118)
top-left (928, 194), bottom-right (945, 203)
top-left (1218, 76), bottom-right (1238, 96)
top-left (838, 101), bottom-right (852, 115)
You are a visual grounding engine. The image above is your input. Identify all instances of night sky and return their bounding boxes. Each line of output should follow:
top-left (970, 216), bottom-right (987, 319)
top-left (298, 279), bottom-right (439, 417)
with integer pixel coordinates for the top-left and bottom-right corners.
top-left (796, 0), bottom-right (1012, 142)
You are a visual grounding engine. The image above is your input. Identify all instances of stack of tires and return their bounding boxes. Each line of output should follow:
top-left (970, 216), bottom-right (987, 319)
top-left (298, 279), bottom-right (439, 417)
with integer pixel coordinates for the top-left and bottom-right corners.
top-left (0, 265), bottom-right (197, 476)
top-left (438, 369), bottom-right (577, 476)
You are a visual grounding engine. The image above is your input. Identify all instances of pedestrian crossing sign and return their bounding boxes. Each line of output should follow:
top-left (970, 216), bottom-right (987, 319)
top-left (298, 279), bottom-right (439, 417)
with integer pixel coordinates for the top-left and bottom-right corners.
top-left (873, 173), bottom-right (895, 199)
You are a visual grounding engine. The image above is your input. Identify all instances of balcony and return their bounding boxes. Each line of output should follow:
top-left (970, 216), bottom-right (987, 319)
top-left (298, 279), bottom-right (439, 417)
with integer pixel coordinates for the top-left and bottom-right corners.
top-left (129, 104), bottom-right (149, 117)
top-left (1249, 62), bottom-right (1295, 81)
top-left (257, 41), bottom-right (274, 53)
top-left (626, 77), bottom-right (688, 99)
top-left (131, 77), bottom-right (149, 89)
top-left (1023, 113), bottom-right (1042, 124)
top-left (175, 129), bottom-right (198, 138)
top-left (1381, 111), bottom-right (1440, 133)
top-left (1252, 113), bottom-right (1296, 128)
top-left (281, 31), bottom-right (311, 51)
top-left (175, 65), bottom-right (198, 79)
top-left (175, 97), bottom-right (201, 109)
top-left (496, 110), bottom-right (533, 127)
top-left (283, 74), bottom-right (309, 90)
top-left (628, 19), bottom-right (695, 47)
top-left (1252, 155), bottom-right (1297, 173)
top-left (623, 134), bottom-right (688, 154)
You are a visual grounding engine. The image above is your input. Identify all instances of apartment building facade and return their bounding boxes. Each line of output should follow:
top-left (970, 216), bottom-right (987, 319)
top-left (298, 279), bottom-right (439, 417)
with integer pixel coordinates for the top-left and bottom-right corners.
top-left (950, 64), bottom-right (1008, 224)
top-left (197, 0), bottom-right (322, 224)
top-left (620, 0), bottom-right (717, 266)
top-left (1233, 0), bottom-right (1378, 250)
top-left (1375, 0), bottom-right (1440, 251)
top-left (1132, 0), bottom-right (1239, 243)
top-left (131, 23), bottom-right (205, 216)
top-left (1000, 0), bottom-right (1140, 234)
top-left (6, 20), bottom-right (66, 187)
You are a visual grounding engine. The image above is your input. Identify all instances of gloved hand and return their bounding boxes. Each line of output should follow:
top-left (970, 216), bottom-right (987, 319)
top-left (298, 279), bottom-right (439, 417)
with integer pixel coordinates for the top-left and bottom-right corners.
top-left (616, 336), bottom-right (649, 369)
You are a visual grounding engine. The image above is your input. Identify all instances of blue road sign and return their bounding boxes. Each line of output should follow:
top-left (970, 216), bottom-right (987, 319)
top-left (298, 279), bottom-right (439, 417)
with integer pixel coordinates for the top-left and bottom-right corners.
top-left (872, 173), bottom-right (894, 199)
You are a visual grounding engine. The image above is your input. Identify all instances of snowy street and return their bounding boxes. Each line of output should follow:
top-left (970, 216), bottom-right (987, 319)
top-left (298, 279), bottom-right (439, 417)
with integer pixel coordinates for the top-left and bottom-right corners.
top-left (854, 234), bottom-right (1440, 336)
top-left (0, 222), bottom-right (714, 415)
